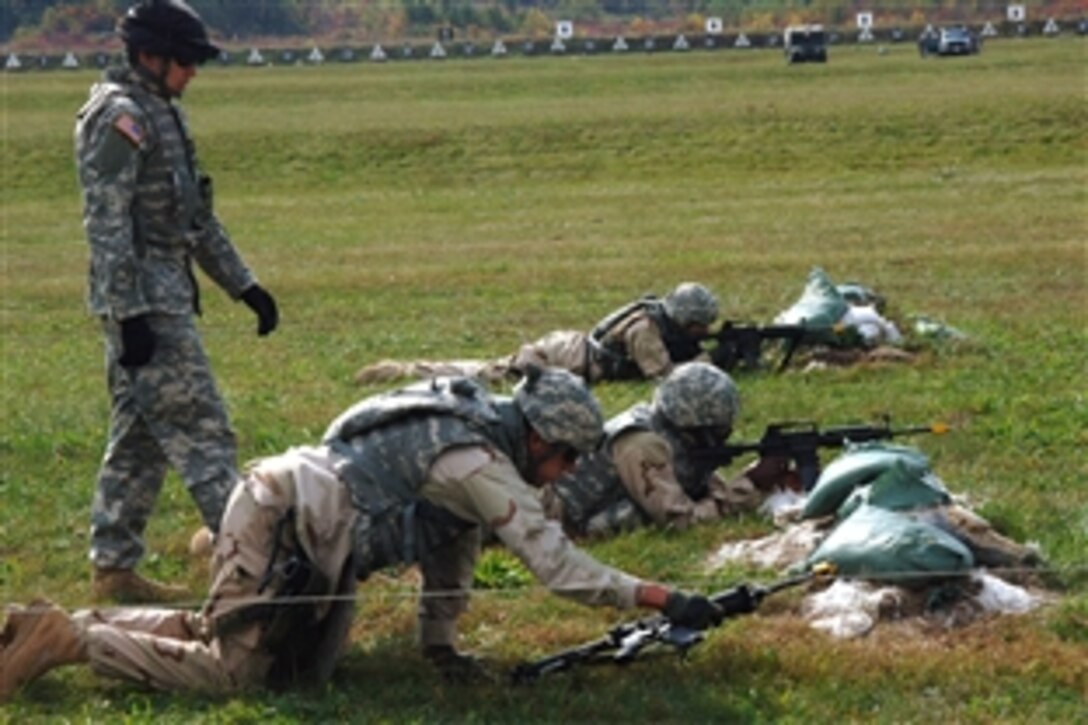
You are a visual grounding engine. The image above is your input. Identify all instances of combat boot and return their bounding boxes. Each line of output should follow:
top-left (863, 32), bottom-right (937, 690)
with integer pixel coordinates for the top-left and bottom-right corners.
top-left (0, 599), bottom-right (86, 701)
top-left (92, 567), bottom-right (190, 604)
top-left (189, 526), bottom-right (214, 558)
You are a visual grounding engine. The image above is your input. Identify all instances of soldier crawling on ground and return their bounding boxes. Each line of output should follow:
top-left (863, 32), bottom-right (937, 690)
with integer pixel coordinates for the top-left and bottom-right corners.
top-left (0, 367), bottom-right (728, 699)
top-left (355, 282), bottom-right (720, 386)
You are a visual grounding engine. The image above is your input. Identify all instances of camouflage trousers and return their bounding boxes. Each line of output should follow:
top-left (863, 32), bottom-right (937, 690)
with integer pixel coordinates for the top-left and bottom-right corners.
top-left (71, 476), bottom-right (283, 693)
top-left (74, 446), bottom-right (357, 693)
top-left (71, 604), bottom-right (269, 694)
top-left (513, 330), bottom-right (603, 383)
top-left (91, 313), bottom-right (238, 569)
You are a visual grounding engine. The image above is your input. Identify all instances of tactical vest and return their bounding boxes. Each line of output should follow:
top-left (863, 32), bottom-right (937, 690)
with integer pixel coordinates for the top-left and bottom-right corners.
top-left (322, 377), bottom-right (527, 578)
top-left (76, 66), bottom-right (209, 315)
top-left (587, 297), bottom-right (703, 380)
top-left (553, 404), bottom-right (716, 538)
top-left (552, 404), bottom-right (653, 536)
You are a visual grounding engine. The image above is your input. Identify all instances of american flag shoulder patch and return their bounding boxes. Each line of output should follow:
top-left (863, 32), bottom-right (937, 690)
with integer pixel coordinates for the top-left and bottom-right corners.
top-left (112, 113), bottom-right (145, 147)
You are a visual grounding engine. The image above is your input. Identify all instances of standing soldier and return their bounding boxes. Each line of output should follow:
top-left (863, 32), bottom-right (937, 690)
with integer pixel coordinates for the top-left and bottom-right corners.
top-left (75, 0), bottom-right (279, 603)
top-left (545, 362), bottom-right (796, 539)
top-left (0, 368), bottom-right (723, 697)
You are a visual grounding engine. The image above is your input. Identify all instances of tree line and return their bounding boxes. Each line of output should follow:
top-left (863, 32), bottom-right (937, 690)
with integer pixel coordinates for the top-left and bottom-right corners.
top-left (4, 0), bottom-right (1082, 47)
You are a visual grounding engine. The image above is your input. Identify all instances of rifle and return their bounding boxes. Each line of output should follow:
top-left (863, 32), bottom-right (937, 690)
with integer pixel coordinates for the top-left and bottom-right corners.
top-left (510, 564), bottom-right (834, 684)
top-left (689, 417), bottom-right (949, 492)
top-left (703, 321), bottom-right (810, 372)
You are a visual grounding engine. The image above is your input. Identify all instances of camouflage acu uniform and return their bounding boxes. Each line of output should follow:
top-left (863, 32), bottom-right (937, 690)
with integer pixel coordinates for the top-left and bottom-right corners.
top-left (69, 447), bottom-right (357, 693)
top-left (323, 376), bottom-right (639, 648)
top-left (75, 64), bottom-right (258, 569)
top-left (548, 404), bottom-right (763, 539)
top-left (512, 297), bottom-right (705, 384)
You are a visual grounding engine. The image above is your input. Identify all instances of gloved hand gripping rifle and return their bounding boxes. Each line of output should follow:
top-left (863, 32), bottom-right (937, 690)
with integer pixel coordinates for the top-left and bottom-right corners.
top-left (510, 565), bottom-right (834, 684)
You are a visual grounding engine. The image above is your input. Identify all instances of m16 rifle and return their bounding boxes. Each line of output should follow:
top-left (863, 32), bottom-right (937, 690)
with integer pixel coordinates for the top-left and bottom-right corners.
top-left (689, 417), bottom-right (949, 492)
top-left (702, 320), bottom-right (850, 372)
top-left (510, 564), bottom-right (835, 684)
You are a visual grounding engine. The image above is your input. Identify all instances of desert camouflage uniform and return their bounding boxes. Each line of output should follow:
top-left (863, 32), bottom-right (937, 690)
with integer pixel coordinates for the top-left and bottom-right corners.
top-left (355, 292), bottom-right (711, 386)
top-left (353, 321), bottom-right (674, 387)
top-left (64, 377), bottom-right (640, 692)
top-left (70, 447), bottom-right (357, 693)
top-left (548, 404), bottom-right (762, 538)
top-left (323, 376), bottom-right (641, 647)
top-left (75, 64), bottom-right (257, 568)
top-left (512, 297), bottom-right (705, 384)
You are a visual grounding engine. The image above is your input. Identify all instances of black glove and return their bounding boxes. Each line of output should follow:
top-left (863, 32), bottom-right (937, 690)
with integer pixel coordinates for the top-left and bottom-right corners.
top-left (423, 645), bottom-right (494, 684)
top-left (663, 590), bottom-right (724, 631)
top-left (118, 315), bottom-right (156, 368)
top-left (240, 284), bottom-right (278, 336)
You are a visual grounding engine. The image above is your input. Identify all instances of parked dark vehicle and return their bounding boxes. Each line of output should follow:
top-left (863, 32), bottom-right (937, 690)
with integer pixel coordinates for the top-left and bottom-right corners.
top-left (919, 25), bottom-right (981, 57)
top-left (784, 25), bottom-right (827, 64)
top-left (938, 26), bottom-right (981, 55)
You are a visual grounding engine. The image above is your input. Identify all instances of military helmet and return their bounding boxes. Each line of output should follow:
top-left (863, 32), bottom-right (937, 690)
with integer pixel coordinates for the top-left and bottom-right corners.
top-left (119, 0), bottom-right (220, 65)
top-left (514, 365), bottom-right (604, 453)
top-left (653, 362), bottom-right (740, 429)
top-left (663, 282), bottom-right (719, 327)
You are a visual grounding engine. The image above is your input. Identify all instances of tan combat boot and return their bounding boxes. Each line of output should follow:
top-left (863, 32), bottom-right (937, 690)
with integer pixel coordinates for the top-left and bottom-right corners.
top-left (0, 599), bottom-right (86, 701)
top-left (189, 526), bottom-right (214, 558)
top-left (92, 567), bottom-right (190, 604)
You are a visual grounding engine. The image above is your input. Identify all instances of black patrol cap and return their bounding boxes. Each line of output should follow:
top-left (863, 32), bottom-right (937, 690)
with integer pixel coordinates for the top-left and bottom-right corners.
top-left (118, 0), bottom-right (220, 65)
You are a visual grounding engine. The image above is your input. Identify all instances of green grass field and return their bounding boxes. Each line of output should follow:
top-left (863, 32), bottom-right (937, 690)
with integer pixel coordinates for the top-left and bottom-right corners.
top-left (2, 38), bottom-right (1086, 721)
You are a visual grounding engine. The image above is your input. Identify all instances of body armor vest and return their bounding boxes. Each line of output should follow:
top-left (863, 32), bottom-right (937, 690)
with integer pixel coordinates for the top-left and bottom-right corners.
top-left (322, 377), bottom-right (526, 578)
top-left (76, 66), bottom-right (210, 315)
top-left (553, 404), bottom-right (716, 537)
top-left (587, 297), bottom-right (704, 380)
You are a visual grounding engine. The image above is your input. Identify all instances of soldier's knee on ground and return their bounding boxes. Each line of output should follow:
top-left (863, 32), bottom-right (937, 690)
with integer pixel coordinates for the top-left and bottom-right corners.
top-left (189, 526), bottom-right (214, 558)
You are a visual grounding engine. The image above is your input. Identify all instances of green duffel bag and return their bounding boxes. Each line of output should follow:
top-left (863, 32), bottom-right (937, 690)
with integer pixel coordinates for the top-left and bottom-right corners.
top-left (837, 459), bottom-right (952, 520)
top-left (774, 267), bottom-right (849, 336)
top-left (804, 504), bottom-right (974, 585)
top-left (801, 442), bottom-right (931, 520)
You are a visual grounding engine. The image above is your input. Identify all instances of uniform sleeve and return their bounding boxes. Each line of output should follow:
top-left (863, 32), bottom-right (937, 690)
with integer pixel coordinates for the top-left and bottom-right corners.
top-left (422, 447), bottom-right (642, 611)
top-left (189, 212), bottom-right (256, 299)
top-left (79, 99), bottom-right (150, 319)
top-left (611, 431), bottom-right (719, 529)
top-left (625, 317), bottom-right (673, 379)
top-left (174, 106), bottom-right (255, 299)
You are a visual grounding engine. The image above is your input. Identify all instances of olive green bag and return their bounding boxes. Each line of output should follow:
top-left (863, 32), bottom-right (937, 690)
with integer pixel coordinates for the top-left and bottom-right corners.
top-left (773, 267), bottom-right (849, 336)
top-left (802, 442), bottom-right (931, 520)
top-left (836, 459), bottom-right (951, 520)
top-left (804, 504), bottom-right (975, 584)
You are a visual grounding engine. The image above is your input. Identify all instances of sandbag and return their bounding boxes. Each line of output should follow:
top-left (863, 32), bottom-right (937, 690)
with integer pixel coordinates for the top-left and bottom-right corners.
top-left (836, 282), bottom-right (886, 312)
top-left (774, 267), bottom-right (849, 332)
top-left (801, 442), bottom-right (930, 520)
top-left (804, 504), bottom-right (974, 584)
top-left (910, 315), bottom-right (968, 342)
top-left (838, 304), bottom-right (903, 347)
top-left (837, 459), bottom-right (951, 520)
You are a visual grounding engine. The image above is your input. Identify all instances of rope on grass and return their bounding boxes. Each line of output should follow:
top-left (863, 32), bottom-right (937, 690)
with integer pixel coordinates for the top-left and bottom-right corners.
top-left (7, 562), bottom-right (1085, 615)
